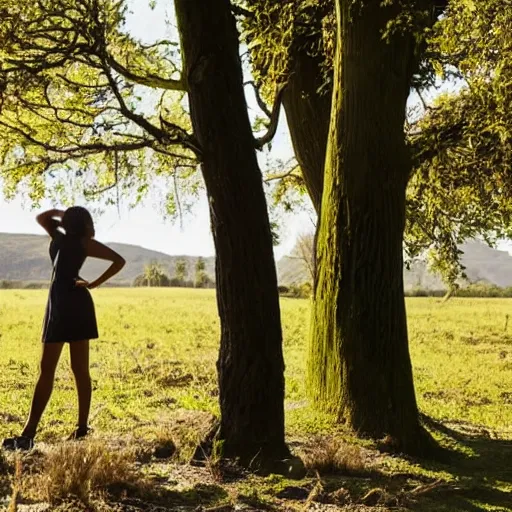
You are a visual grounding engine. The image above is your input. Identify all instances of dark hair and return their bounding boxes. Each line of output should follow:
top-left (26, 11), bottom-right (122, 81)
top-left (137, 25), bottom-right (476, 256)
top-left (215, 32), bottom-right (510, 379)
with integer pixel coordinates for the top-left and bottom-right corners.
top-left (61, 206), bottom-right (94, 237)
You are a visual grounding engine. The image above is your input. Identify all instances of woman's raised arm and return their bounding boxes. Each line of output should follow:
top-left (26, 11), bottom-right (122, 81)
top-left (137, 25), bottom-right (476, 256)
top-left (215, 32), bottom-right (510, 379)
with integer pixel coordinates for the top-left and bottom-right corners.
top-left (36, 209), bottom-right (65, 238)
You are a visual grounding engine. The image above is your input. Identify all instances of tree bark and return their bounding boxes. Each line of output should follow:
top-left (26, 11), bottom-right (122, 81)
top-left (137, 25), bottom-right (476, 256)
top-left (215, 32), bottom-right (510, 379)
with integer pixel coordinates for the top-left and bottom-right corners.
top-left (308, 0), bottom-right (434, 456)
top-left (174, 0), bottom-right (288, 463)
top-left (282, 49), bottom-right (332, 287)
top-left (282, 50), bottom-right (330, 216)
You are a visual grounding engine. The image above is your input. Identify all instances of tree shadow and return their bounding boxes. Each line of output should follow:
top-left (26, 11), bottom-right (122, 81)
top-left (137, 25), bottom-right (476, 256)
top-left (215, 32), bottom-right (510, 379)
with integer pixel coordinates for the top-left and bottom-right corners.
top-left (289, 416), bottom-right (511, 512)
top-left (408, 414), bottom-right (512, 511)
top-left (105, 481), bottom-right (229, 511)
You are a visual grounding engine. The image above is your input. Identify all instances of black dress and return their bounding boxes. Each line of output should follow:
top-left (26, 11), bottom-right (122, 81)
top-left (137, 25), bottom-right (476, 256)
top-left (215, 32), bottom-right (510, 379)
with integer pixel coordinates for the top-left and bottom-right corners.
top-left (42, 231), bottom-right (99, 343)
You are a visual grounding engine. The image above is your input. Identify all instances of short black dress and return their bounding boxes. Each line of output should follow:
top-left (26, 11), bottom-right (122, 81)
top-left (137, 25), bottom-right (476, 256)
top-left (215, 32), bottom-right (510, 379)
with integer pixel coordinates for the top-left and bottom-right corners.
top-left (42, 231), bottom-right (99, 343)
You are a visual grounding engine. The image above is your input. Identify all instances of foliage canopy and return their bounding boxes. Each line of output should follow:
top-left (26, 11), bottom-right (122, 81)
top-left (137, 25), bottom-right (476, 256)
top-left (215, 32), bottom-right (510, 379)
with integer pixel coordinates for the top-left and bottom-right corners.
top-left (0, 0), bottom-right (199, 215)
top-left (242, 0), bottom-right (512, 285)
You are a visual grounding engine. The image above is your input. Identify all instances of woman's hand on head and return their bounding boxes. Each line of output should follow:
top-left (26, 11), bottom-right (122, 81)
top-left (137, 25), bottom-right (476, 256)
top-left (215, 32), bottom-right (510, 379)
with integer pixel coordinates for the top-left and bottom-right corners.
top-left (36, 209), bottom-right (66, 238)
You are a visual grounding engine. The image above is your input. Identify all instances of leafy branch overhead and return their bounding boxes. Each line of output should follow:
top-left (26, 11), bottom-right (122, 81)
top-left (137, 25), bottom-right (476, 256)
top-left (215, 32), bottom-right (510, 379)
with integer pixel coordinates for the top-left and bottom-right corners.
top-left (406, 0), bottom-right (512, 283)
top-left (241, 0), bottom-right (512, 287)
top-left (0, 0), bottom-right (289, 209)
top-left (0, 0), bottom-right (200, 208)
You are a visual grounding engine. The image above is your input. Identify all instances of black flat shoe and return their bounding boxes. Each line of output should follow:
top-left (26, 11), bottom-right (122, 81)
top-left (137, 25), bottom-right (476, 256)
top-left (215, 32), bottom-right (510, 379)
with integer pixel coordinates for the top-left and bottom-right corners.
top-left (67, 426), bottom-right (92, 441)
top-left (2, 436), bottom-right (34, 451)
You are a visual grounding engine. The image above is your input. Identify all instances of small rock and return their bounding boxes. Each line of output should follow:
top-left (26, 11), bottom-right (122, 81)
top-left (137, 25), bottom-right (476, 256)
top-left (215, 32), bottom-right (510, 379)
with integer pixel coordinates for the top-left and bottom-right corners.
top-left (153, 442), bottom-right (176, 459)
top-left (282, 456), bottom-right (307, 480)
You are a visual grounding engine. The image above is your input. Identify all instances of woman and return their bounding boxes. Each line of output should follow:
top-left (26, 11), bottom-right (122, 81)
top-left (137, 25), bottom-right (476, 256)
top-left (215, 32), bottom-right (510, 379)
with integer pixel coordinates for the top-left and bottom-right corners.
top-left (2, 206), bottom-right (125, 451)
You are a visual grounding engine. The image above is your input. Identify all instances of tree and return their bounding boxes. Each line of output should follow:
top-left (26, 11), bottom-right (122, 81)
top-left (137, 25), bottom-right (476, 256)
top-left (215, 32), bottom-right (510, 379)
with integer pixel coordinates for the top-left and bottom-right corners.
top-left (0, 0), bottom-right (199, 213)
top-left (242, 0), bottom-right (512, 453)
top-left (405, 0), bottom-right (512, 282)
top-left (308, 0), bottom-right (445, 455)
top-left (290, 231), bottom-right (315, 284)
top-left (174, 258), bottom-right (188, 284)
top-left (172, 0), bottom-right (290, 464)
top-left (194, 256), bottom-right (205, 282)
top-left (242, 0), bottom-right (512, 287)
top-left (242, 0), bottom-right (333, 217)
top-left (132, 274), bottom-right (146, 287)
top-left (194, 256), bottom-right (209, 288)
top-left (242, 0), bottom-right (334, 282)
top-left (143, 261), bottom-right (170, 287)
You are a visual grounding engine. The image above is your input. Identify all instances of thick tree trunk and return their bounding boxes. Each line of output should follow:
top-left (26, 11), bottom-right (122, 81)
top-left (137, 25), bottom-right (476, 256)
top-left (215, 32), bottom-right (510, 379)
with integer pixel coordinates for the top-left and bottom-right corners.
top-left (175, 0), bottom-right (288, 462)
top-left (308, 0), bottom-right (434, 455)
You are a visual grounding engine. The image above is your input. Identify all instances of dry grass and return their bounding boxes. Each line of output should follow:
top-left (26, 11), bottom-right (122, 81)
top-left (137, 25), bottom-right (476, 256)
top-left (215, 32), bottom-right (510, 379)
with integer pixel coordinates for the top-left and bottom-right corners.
top-left (24, 441), bottom-right (143, 504)
top-left (152, 410), bottom-right (216, 463)
top-left (300, 437), bottom-right (371, 476)
top-left (0, 451), bottom-right (9, 476)
top-left (7, 457), bottom-right (22, 512)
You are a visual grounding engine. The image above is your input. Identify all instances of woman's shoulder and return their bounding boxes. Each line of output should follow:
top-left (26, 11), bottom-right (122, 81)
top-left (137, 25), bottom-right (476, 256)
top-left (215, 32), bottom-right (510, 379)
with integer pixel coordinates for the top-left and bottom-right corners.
top-left (50, 231), bottom-right (87, 251)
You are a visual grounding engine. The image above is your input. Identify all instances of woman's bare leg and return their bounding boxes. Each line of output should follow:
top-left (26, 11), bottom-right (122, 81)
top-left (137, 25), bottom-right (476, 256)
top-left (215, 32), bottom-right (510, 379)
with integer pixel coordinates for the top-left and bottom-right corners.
top-left (22, 342), bottom-right (64, 438)
top-left (69, 340), bottom-right (91, 429)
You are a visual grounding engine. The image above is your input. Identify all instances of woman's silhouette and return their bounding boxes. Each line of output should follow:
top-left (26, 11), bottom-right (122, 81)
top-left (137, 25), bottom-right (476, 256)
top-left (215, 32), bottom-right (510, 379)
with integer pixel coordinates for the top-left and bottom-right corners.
top-left (3, 206), bottom-right (125, 450)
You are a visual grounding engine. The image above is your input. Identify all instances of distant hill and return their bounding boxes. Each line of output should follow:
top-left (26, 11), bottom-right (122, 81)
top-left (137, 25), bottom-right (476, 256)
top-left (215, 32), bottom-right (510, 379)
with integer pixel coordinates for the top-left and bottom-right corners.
top-left (2, 233), bottom-right (512, 290)
top-left (277, 240), bottom-right (512, 290)
top-left (0, 233), bottom-right (215, 285)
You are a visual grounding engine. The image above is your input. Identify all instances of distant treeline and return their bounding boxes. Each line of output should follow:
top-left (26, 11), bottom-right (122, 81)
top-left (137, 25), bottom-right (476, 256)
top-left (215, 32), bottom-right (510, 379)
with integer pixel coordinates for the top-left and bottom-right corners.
top-left (0, 279), bottom-right (213, 290)
top-left (281, 282), bottom-right (512, 299)
top-left (3, 280), bottom-right (512, 298)
top-left (407, 283), bottom-right (512, 298)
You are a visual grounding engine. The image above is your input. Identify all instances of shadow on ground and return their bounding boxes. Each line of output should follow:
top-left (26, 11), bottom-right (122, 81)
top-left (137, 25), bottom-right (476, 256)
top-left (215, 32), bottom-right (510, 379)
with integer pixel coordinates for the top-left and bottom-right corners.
top-left (407, 415), bottom-right (512, 511)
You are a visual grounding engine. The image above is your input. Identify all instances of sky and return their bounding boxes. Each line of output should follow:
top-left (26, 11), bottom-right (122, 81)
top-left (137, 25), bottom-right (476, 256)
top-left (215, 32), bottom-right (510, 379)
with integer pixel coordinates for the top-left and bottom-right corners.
top-left (1, 0), bottom-right (510, 259)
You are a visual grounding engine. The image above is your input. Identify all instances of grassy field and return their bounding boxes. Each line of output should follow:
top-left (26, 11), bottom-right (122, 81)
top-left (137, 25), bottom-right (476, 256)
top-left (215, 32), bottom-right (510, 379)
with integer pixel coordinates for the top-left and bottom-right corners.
top-left (0, 289), bottom-right (511, 511)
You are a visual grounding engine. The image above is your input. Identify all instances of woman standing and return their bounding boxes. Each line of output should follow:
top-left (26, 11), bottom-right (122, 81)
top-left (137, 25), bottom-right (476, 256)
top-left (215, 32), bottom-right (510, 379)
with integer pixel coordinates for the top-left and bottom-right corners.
top-left (3, 206), bottom-right (125, 450)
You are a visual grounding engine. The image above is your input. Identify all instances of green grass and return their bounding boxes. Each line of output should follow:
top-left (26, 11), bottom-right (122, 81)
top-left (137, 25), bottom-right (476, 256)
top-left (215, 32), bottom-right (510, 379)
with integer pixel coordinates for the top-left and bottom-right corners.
top-left (0, 289), bottom-right (511, 510)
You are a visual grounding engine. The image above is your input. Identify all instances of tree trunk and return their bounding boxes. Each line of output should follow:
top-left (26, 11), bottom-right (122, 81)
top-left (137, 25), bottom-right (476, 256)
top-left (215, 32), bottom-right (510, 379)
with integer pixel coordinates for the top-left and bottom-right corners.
top-left (308, 0), bottom-right (434, 456)
top-left (283, 49), bottom-right (331, 287)
top-left (175, 0), bottom-right (288, 463)
top-left (282, 51), bottom-right (330, 216)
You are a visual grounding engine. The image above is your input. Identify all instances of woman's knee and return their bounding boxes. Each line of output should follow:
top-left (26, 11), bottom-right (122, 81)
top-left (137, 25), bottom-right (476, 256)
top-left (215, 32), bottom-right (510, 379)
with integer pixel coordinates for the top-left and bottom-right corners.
top-left (71, 361), bottom-right (91, 382)
top-left (39, 342), bottom-right (63, 379)
top-left (39, 360), bottom-right (58, 380)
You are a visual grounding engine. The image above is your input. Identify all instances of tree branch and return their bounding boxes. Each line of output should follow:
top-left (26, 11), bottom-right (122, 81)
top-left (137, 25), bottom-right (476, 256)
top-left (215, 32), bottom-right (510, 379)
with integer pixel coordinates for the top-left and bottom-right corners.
top-left (264, 164), bottom-right (300, 182)
top-left (159, 114), bottom-right (203, 157)
top-left (140, 40), bottom-right (179, 50)
top-left (101, 60), bottom-right (169, 143)
top-left (152, 145), bottom-right (198, 162)
top-left (255, 82), bottom-right (287, 149)
top-left (173, 172), bottom-right (184, 228)
top-left (107, 55), bottom-right (186, 91)
top-left (100, 54), bottom-right (202, 155)
top-left (0, 118), bottom-right (151, 156)
top-left (245, 80), bottom-right (271, 117)
top-left (3, 155), bottom-right (71, 174)
top-left (56, 73), bottom-right (109, 89)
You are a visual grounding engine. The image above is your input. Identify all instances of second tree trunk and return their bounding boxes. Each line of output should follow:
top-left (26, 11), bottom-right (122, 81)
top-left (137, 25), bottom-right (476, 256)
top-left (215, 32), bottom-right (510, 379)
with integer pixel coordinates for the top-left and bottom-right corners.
top-left (308, 0), bottom-right (433, 455)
